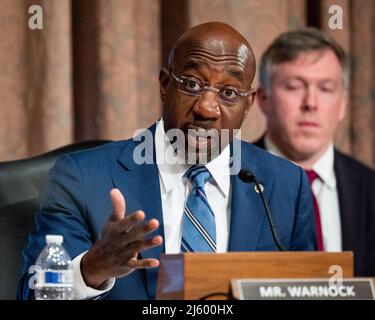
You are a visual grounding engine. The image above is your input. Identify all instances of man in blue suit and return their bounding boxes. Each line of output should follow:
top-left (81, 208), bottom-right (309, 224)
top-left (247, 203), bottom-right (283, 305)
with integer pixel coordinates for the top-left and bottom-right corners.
top-left (18, 22), bottom-right (316, 300)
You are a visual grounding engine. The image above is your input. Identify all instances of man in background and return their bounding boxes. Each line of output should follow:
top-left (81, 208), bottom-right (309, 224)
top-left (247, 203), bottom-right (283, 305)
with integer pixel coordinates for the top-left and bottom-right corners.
top-left (255, 28), bottom-right (375, 276)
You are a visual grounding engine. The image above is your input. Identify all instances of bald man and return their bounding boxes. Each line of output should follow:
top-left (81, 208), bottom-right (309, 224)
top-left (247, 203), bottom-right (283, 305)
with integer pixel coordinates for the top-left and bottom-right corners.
top-left (18, 22), bottom-right (316, 300)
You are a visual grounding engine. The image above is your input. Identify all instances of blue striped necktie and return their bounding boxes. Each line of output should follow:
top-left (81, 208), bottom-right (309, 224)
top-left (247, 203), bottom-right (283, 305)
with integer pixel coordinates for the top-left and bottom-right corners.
top-left (181, 165), bottom-right (217, 252)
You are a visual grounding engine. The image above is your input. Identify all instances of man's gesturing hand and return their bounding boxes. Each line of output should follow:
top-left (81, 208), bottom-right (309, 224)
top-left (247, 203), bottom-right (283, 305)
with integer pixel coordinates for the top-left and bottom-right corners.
top-left (81, 188), bottom-right (163, 289)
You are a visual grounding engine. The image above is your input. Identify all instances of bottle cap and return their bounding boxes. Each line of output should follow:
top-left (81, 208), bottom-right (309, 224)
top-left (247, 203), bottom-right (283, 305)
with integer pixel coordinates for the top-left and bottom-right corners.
top-left (45, 235), bottom-right (63, 244)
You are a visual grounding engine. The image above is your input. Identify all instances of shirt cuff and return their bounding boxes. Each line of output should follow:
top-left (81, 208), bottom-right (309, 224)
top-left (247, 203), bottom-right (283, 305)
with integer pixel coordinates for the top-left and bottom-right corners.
top-left (72, 251), bottom-right (115, 300)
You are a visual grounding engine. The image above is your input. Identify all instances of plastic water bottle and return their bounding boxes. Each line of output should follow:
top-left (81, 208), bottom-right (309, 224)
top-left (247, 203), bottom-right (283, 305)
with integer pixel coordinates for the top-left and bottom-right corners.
top-left (34, 235), bottom-right (74, 300)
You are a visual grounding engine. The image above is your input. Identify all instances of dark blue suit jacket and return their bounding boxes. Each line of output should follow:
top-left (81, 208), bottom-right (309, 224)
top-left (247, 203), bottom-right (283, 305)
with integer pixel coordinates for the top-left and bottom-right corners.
top-left (18, 124), bottom-right (316, 300)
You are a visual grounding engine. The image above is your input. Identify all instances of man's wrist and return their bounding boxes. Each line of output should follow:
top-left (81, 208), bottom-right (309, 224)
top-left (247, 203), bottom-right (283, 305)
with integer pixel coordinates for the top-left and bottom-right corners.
top-left (80, 251), bottom-right (110, 289)
top-left (72, 251), bottom-right (115, 299)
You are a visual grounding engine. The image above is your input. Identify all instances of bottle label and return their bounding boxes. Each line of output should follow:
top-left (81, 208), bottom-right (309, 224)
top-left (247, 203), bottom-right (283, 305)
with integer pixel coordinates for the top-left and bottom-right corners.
top-left (35, 270), bottom-right (74, 288)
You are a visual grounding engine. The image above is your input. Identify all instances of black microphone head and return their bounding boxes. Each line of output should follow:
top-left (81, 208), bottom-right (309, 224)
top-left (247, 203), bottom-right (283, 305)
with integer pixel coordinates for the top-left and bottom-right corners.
top-left (238, 169), bottom-right (256, 183)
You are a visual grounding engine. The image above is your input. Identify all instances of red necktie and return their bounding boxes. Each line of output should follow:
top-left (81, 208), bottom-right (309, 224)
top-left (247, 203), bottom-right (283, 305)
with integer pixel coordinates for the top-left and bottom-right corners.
top-left (305, 170), bottom-right (324, 251)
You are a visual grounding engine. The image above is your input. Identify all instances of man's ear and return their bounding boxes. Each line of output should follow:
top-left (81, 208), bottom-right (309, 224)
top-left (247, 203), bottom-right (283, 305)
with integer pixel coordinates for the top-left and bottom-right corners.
top-left (243, 90), bottom-right (256, 121)
top-left (256, 87), bottom-right (269, 115)
top-left (159, 67), bottom-right (170, 101)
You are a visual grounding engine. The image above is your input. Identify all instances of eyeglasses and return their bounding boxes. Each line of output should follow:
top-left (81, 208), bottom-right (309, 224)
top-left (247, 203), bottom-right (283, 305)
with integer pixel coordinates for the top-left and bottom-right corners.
top-left (170, 71), bottom-right (254, 106)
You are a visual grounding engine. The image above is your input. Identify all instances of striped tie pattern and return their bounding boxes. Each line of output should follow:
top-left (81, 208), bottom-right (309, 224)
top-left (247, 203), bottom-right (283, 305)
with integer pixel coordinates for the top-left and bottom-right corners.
top-left (181, 165), bottom-right (216, 252)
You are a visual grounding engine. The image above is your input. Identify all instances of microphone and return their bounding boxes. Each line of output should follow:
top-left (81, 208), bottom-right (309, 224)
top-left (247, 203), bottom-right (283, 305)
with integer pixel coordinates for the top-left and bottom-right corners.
top-left (238, 169), bottom-right (285, 251)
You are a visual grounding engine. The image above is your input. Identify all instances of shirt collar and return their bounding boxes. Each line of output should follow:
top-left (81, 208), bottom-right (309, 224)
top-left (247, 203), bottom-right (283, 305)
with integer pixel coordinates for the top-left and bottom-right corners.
top-left (264, 135), bottom-right (336, 189)
top-left (205, 142), bottom-right (231, 197)
top-left (311, 144), bottom-right (336, 189)
top-left (155, 118), bottom-right (230, 197)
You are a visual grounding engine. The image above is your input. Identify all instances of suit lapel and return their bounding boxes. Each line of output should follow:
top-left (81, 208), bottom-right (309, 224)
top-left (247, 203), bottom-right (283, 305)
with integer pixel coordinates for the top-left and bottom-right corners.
top-left (228, 142), bottom-right (275, 251)
top-left (334, 151), bottom-right (364, 251)
top-left (111, 124), bottom-right (165, 299)
top-left (110, 134), bottom-right (278, 295)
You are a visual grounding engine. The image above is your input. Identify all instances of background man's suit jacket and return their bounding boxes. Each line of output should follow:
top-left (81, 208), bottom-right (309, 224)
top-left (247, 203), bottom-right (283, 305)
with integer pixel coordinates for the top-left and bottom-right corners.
top-left (18, 125), bottom-right (316, 300)
top-left (254, 137), bottom-right (375, 276)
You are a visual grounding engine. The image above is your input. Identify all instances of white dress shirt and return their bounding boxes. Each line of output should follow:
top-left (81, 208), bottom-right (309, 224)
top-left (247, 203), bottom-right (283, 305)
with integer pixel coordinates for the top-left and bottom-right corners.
top-left (71, 119), bottom-right (232, 298)
top-left (264, 136), bottom-right (342, 252)
top-left (155, 118), bottom-right (231, 253)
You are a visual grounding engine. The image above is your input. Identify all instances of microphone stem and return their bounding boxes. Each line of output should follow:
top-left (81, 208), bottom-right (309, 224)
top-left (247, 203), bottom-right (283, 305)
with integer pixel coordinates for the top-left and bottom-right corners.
top-left (255, 183), bottom-right (286, 251)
